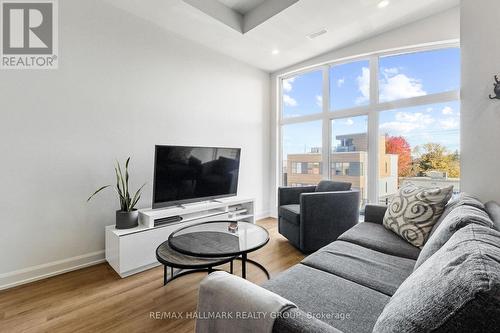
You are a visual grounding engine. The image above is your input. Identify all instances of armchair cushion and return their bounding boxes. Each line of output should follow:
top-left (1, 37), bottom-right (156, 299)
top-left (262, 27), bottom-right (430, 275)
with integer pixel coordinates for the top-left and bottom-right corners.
top-left (315, 180), bottom-right (351, 192)
top-left (279, 204), bottom-right (301, 226)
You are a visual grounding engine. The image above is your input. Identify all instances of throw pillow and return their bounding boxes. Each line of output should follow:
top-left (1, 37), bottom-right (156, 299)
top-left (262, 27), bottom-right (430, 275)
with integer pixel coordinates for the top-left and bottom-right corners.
top-left (373, 224), bottom-right (500, 333)
top-left (383, 184), bottom-right (453, 248)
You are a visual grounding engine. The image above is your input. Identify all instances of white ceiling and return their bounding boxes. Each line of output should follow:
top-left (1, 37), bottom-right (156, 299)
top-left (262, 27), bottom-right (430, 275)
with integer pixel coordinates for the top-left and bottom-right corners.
top-left (105, 0), bottom-right (459, 72)
top-left (218, 0), bottom-right (265, 15)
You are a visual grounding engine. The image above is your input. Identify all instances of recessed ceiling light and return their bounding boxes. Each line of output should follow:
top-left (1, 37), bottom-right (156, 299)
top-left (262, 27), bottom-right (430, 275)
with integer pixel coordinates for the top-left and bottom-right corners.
top-left (272, 49), bottom-right (280, 55)
top-left (377, 0), bottom-right (390, 8)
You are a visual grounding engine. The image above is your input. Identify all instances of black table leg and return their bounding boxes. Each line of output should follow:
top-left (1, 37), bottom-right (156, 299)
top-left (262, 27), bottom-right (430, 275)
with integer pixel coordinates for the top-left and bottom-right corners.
top-left (241, 253), bottom-right (247, 279)
top-left (233, 257), bottom-right (270, 280)
top-left (163, 265), bottom-right (168, 286)
top-left (230, 260), bottom-right (233, 274)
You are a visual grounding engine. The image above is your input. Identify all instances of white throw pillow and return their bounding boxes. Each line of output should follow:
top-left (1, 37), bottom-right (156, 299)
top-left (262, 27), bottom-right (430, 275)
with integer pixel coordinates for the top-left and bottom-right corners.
top-left (383, 184), bottom-right (453, 248)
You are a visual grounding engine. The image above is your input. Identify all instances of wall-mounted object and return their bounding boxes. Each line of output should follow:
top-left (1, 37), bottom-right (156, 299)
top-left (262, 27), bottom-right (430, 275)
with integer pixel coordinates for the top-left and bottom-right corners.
top-left (489, 75), bottom-right (500, 99)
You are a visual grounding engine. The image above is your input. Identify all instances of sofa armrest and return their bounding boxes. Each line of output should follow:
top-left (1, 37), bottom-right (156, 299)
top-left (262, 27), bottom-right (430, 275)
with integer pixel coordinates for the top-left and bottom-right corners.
top-left (364, 204), bottom-right (388, 224)
top-left (196, 272), bottom-right (296, 333)
top-left (299, 191), bottom-right (360, 252)
top-left (273, 308), bottom-right (343, 333)
top-left (279, 186), bottom-right (316, 206)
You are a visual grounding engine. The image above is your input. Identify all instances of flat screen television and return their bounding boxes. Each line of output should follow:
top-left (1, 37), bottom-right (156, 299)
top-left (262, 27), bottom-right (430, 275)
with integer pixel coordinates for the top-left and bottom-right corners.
top-left (153, 145), bottom-right (241, 209)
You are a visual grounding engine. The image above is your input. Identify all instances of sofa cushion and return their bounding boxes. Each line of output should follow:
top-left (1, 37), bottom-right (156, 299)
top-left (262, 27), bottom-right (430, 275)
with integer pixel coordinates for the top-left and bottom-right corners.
top-left (383, 184), bottom-right (453, 248)
top-left (279, 204), bottom-right (300, 225)
top-left (315, 180), bottom-right (351, 192)
top-left (414, 205), bottom-right (493, 270)
top-left (427, 192), bottom-right (485, 240)
top-left (485, 200), bottom-right (500, 231)
top-left (302, 240), bottom-right (415, 296)
top-left (338, 222), bottom-right (420, 260)
top-left (373, 224), bottom-right (500, 333)
top-left (263, 264), bottom-right (390, 333)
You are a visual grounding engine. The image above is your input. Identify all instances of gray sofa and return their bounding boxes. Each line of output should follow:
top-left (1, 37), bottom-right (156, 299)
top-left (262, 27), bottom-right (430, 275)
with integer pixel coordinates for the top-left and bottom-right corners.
top-left (197, 194), bottom-right (500, 332)
top-left (278, 181), bottom-right (359, 253)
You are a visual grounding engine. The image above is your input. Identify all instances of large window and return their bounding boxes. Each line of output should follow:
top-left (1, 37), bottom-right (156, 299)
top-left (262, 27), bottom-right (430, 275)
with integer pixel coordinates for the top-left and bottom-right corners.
top-left (280, 45), bottom-right (460, 206)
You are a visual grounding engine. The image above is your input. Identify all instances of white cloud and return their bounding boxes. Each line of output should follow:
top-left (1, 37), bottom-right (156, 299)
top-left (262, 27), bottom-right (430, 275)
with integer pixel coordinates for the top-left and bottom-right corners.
top-left (380, 121), bottom-right (422, 133)
top-left (316, 95), bottom-right (323, 107)
top-left (395, 112), bottom-right (434, 124)
top-left (379, 69), bottom-right (427, 102)
top-left (440, 118), bottom-right (459, 129)
top-left (283, 77), bottom-right (295, 93)
top-left (344, 118), bottom-right (354, 126)
top-left (380, 112), bottom-right (435, 134)
top-left (283, 94), bottom-right (297, 107)
top-left (356, 67), bottom-right (370, 104)
top-left (337, 78), bottom-right (345, 87)
top-left (383, 67), bottom-right (400, 75)
top-left (441, 106), bottom-right (453, 115)
top-left (426, 107), bottom-right (433, 113)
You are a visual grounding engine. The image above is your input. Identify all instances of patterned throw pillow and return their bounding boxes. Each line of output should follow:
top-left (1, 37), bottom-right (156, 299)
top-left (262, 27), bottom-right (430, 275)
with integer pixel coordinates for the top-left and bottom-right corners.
top-left (383, 184), bottom-right (454, 248)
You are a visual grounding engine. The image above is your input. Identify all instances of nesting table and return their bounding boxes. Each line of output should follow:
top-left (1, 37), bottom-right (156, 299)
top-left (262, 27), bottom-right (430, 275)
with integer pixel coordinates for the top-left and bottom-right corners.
top-left (156, 221), bottom-right (270, 285)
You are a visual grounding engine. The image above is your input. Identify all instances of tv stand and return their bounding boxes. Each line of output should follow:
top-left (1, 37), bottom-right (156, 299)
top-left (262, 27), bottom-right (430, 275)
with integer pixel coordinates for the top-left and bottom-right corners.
top-left (105, 197), bottom-right (254, 278)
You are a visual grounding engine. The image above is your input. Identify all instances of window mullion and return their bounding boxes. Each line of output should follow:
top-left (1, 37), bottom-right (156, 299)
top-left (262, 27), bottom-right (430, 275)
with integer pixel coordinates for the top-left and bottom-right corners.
top-left (322, 65), bottom-right (330, 180)
top-left (368, 56), bottom-right (380, 205)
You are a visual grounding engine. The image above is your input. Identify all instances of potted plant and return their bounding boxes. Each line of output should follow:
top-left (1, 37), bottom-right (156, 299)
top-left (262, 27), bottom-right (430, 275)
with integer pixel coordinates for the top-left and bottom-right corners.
top-left (88, 157), bottom-right (146, 229)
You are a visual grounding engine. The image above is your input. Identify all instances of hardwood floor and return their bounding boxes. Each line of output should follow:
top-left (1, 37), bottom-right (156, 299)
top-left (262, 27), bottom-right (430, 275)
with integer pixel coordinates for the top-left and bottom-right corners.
top-left (0, 218), bottom-right (304, 333)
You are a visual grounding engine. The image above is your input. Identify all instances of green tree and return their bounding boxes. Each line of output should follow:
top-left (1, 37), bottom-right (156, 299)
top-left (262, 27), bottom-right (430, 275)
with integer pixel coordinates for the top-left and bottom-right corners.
top-left (415, 143), bottom-right (460, 178)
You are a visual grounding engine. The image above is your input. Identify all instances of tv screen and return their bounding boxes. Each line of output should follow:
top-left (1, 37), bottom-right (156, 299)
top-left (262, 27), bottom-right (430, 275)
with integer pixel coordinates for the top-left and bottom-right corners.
top-left (153, 145), bottom-right (241, 208)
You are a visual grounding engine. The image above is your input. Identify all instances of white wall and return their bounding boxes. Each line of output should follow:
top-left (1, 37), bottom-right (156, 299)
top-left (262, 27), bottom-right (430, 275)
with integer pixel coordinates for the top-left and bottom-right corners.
top-left (461, 0), bottom-right (500, 202)
top-left (268, 7), bottom-right (460, 216)
top-left (0, 0), bottom-right (270, 289)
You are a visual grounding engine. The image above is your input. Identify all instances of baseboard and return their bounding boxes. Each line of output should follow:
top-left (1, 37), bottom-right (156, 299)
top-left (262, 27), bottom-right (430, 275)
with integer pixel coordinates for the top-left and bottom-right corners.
top-left (0, 250), bottom-right (105, 291)
top-left (255, 210), bottom-right (271, 221)
top-left (0, 210), bottom-right (272, 291)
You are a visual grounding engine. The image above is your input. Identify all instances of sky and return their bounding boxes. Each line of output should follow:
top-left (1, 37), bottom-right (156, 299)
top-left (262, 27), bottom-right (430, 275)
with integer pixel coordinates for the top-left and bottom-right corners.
top-left (282, 47), bottom-right (461, 158)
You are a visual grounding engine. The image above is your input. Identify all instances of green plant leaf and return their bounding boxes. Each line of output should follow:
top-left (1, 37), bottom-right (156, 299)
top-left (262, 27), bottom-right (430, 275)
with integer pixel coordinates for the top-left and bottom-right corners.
top-left (125, 157), bottom-right (130, 203)
top-left (114, 167), bottom-right (123, 197)
top-left (87, 185), bottom-right (111, 202)
top-left (116, 160), bottom-right (126, 200)
top-left (130, 183), bottom-right (147, 210)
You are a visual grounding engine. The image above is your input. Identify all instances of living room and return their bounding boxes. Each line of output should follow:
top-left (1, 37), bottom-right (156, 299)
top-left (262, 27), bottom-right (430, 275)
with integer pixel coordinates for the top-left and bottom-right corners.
top-left (0, 0), bottom-right (498, 332)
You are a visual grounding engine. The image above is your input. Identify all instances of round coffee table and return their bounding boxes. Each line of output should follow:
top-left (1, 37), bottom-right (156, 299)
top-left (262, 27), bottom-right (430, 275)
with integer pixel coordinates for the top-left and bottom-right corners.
top-left (168, 221), bottom-right (270, 279)
top-left (156, 240), bottom-right (236, 286)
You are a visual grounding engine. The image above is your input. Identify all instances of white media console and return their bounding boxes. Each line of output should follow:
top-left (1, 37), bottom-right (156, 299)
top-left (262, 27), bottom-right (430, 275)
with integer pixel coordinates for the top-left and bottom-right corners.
top-left (105, 197), bottom-right (255, 277)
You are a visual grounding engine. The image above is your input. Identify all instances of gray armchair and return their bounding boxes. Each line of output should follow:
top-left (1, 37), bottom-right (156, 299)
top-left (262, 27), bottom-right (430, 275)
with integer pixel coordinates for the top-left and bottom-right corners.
top-left (278, 180), bottom-right (360, 253)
